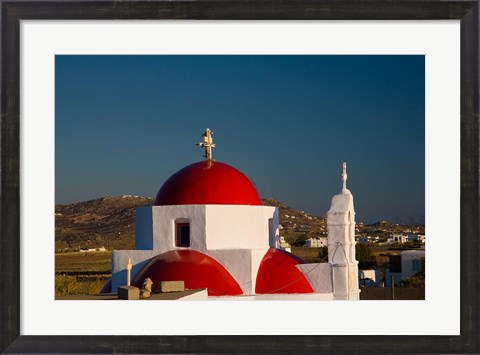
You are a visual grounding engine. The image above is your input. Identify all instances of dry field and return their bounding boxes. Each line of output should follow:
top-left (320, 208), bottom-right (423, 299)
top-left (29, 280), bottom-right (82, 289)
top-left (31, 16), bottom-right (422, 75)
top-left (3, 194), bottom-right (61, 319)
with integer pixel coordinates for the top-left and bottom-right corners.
top-left (55, 244), bottom-right (422, 297)
top-left (291, 247), bottom-right (327, 263)
top-left (55, 251), bottom-right (112, 296)
top-left (56, 251), bottom-right (112, 273)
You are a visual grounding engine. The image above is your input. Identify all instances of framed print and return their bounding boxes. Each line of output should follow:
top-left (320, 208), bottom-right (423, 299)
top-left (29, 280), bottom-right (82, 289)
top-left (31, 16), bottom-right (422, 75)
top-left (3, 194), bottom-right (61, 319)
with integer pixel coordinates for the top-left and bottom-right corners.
top-left (1, 1), bottom-right (479, 353)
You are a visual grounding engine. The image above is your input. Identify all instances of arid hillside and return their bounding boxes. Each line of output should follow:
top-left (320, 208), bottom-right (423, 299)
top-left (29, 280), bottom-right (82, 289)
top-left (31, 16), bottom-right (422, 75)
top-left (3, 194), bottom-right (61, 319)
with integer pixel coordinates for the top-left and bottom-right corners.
top-left (55, 195), bottom-right (424, 252)
top-left (55, 195), bottom-right (153, 251)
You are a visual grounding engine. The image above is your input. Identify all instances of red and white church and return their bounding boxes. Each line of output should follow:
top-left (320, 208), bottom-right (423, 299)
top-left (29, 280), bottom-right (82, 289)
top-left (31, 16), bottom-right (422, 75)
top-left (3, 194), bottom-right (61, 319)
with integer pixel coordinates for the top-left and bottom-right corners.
top-left (108, 129), bottom-right (360, 300)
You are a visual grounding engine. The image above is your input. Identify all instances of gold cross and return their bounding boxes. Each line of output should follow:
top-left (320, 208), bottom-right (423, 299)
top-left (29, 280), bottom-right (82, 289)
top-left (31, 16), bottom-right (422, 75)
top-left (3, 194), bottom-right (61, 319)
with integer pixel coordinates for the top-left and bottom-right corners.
top-left (196, 128), bottom-right (215, 160)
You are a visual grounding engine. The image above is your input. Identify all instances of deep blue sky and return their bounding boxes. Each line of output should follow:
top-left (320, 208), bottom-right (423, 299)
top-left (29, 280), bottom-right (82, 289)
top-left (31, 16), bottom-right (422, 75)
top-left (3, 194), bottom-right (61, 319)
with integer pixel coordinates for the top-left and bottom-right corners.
top-left (55, 55), bottom-right (425, 224)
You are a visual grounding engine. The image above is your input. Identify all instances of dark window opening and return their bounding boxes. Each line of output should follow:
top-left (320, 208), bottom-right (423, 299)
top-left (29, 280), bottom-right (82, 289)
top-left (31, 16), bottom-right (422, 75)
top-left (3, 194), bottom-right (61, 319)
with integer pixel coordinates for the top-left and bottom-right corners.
top-left (176, 222), bottom-right (190, 247)
top-left (389, 255), bottom-right (402, 273)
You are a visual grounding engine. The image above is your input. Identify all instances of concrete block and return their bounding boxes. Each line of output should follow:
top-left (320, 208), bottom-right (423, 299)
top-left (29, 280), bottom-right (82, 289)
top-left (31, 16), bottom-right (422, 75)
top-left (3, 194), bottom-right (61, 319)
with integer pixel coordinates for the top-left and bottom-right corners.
top-left (159, 281), bottom-right (185, 293)
top-left (118, 286), bottom-right (140, 300)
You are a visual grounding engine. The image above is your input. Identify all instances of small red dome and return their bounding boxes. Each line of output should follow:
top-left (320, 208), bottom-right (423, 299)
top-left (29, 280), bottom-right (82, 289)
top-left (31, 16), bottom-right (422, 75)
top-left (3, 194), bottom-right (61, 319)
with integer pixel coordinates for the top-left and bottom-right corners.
top-left (154, 160), bottom-right (262, 206)
top-left (132, 249), bottom-right (243, 296)
top-left (255, 248), bottom-right (314, 294)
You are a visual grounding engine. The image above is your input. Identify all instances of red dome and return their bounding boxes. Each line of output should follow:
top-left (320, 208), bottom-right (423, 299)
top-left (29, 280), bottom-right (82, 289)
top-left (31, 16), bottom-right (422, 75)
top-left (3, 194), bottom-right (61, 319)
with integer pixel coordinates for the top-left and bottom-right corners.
top-left (132, 249), bottom-right (243, 296)
top-left (154, 160), bottom-right (262, 206)
top-left (255, 248), bottom-right (314, 294)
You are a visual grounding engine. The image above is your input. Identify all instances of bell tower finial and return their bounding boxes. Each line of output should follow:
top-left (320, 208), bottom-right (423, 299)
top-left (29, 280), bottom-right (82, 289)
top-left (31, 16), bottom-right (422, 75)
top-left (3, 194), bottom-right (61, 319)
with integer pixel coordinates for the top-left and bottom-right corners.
top-left (342, 162), bottom-right (348, 193)
top-left (196, 128), bottom-right (215, 161)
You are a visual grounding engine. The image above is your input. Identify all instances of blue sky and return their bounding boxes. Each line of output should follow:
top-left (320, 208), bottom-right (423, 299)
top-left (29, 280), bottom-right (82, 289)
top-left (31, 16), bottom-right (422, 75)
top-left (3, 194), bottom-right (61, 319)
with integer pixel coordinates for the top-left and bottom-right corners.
top-left (55, 55), bottom-right (425, 224)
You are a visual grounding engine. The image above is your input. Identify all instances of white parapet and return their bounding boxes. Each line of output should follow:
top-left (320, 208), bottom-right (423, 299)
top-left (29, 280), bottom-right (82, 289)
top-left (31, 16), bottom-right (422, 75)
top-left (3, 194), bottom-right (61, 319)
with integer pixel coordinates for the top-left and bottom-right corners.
top-left (208, 293), bottom-right (335, 301)
top-left (178, 289), bottom-right (209, 300)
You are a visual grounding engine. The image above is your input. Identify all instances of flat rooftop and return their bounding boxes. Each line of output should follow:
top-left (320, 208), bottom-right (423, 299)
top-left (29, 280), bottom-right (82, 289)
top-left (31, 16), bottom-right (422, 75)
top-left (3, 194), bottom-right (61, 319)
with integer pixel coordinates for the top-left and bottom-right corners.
top-left (56, 288), bottom-right (207, 300)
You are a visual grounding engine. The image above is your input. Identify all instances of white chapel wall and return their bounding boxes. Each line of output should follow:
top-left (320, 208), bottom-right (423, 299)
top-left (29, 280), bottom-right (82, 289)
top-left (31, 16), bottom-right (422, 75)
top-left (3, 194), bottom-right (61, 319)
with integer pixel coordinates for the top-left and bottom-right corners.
top-left (204, 205), bottom-right (276, 250)
top-left (151, 205), bottom-right (207, 253)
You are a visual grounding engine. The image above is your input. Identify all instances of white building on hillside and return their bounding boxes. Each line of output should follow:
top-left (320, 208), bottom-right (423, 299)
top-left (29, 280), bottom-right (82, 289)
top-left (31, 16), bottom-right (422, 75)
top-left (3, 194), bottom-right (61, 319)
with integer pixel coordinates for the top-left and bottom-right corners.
top-left (386, 249), bottom-right (425, 286)
top-left (277, 235), bottom-right (292, 252)
top-left (357, 236), bottom-right (370, 243)
top-left (303, 237), bottom-right (328, 248)
top-left (408, 234), bottom-right (425, 243)
top-left (387, 234), bottom-right (409, 244)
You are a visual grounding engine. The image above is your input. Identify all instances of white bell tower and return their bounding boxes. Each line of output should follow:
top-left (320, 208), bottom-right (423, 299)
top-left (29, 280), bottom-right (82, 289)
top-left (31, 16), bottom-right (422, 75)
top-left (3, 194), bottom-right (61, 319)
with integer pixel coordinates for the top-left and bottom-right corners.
top-left (327, 162), bottom-right (360, 300)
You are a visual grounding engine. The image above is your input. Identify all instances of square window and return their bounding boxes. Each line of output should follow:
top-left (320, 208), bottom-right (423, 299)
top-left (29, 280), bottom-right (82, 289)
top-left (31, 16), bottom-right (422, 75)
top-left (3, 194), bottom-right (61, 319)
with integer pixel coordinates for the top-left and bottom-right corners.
top-left (176, 222), bottom-right (190, 247)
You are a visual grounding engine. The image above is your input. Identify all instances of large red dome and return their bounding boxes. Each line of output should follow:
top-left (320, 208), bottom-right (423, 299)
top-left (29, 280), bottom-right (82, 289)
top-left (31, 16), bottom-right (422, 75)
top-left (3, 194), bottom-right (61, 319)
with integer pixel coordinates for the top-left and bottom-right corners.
top-left (154, 160), bottom-right (262, 206)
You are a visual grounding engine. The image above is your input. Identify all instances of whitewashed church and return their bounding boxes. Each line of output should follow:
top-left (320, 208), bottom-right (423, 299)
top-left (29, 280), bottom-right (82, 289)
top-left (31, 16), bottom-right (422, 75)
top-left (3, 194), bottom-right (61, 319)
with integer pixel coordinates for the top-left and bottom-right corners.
top-left (106, 129), bottom-right (360, 300)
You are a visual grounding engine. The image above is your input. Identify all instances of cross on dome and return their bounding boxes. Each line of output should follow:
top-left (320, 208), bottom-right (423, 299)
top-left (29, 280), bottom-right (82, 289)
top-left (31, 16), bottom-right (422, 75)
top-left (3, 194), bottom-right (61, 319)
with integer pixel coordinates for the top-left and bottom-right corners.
top-left (196, 128), bottom-right (215, 161)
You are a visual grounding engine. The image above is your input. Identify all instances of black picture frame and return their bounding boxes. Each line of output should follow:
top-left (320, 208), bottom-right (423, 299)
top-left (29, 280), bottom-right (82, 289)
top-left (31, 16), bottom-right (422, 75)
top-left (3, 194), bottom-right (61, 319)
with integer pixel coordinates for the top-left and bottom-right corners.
top-left (1, 1), bottom-right (478, 353)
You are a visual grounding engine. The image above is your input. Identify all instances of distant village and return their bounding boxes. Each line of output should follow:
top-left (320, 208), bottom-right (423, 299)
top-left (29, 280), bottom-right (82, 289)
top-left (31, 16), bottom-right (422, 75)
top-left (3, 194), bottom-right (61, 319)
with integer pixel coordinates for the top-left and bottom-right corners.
top-left (276, 211), bottom-right (425, 292)
top-left (279, 231), bottom-right (425, 289)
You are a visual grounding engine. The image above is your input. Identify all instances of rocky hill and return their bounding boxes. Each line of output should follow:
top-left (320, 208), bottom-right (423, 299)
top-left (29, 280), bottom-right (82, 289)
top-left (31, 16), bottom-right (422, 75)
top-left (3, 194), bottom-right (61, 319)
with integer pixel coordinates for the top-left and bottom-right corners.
top-left (55, 196), bottom-right (424, 251)
top-left (55, 195), bottom-right (153, 251)
top-left (262, 197), bottom-right (328, 246)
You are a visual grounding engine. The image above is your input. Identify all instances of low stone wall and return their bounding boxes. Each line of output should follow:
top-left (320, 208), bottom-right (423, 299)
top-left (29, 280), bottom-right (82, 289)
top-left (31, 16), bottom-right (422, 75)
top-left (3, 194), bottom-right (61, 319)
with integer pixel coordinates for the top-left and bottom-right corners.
top-left (359, 287), bottom-right (425, 300)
